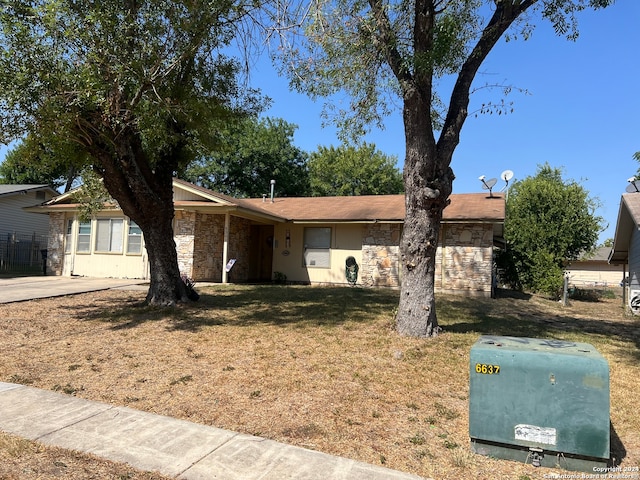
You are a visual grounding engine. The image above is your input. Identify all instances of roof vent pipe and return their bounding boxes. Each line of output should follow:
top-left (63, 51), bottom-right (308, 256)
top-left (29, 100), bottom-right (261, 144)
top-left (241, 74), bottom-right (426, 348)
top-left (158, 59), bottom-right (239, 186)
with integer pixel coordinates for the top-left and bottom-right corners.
top-left (270, 179), bottom-right (276, 203)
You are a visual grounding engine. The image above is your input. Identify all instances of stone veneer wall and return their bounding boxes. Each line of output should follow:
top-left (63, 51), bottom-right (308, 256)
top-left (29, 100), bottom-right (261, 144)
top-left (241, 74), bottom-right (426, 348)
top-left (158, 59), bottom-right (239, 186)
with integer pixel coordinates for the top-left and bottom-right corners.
top-left (190, 213), bottom-right (252, 282)
top-left (361, 223), bottom-right (402, 287)
top-left (360, 222), bottom-right (495, 296)
top-left (174, 210), bottom-right (196, 278)
top-left (226, 217), bottom-right (252, 282)
top-left (192, 213), bottom-right (224, 281)
top-left (436, 223), bottom-right (494, 296)
top-left (46, 212), bottom-right (65, 275)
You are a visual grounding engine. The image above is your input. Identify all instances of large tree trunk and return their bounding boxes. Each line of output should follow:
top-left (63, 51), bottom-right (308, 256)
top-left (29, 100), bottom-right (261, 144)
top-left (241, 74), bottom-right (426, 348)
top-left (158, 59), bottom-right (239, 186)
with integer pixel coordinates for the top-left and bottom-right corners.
top-left (393, 0), bottom-right (522, 337)
top-left (142, 211), bottom-right (189, 305)
top-left (93, 128), bottom-right (190, 306)
top-left (396, 88), bottom-right (453, 338)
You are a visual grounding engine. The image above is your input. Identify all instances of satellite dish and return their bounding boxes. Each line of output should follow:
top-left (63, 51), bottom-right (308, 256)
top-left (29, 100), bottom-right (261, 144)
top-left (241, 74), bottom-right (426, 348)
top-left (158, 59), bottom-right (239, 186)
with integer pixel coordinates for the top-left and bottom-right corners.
top-left (626, 182), bottom-right (640, 193)
top-left (627, 177), bottom-right (640, 193)
top-left (479, 176), bottom-right (497, 198)
top-left (481, 178), bottom-right (497, 190)
top-left (500, 169), bottom-right (514, 192)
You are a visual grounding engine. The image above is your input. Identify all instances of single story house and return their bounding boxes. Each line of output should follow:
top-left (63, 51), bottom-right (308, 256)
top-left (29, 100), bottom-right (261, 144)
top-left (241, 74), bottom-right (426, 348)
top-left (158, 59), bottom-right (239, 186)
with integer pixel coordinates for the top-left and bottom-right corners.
top-left (31, 179), bottom-right (505, 297)
top-left (564, 246), bottom-right (623, 288)
top-left (608, 193), bottom-right (640, 308)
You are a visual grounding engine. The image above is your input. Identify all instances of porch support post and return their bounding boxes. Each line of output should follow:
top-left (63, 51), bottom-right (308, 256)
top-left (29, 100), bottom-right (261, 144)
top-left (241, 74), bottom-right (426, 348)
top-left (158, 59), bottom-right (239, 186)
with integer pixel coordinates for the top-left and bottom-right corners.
top-left (222, 212), bottom-right (230, 283)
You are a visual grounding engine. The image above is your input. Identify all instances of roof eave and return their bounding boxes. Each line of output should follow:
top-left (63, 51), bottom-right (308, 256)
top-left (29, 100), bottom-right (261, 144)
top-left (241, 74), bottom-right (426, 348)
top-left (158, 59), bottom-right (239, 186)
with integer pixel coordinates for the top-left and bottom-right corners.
top-left (609, 195), bottom-right (637, 264)
top-left (173, 202), bottom-right (286, 223)
top-left (290, 219), bottom-right (404, 224)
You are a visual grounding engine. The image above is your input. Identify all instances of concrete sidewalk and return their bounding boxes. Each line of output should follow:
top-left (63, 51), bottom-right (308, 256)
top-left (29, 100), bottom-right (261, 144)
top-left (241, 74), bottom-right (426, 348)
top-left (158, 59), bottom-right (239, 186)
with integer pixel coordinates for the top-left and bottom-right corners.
top-left (0, 383), bottom-right (425, 479)
top-left (0, 276), bottom-right (147, 303)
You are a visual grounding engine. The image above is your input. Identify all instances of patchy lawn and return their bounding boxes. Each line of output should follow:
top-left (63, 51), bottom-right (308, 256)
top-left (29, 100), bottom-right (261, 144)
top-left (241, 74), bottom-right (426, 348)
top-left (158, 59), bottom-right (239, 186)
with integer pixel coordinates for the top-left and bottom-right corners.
top-left (0, 285), bottom-right (638, 479)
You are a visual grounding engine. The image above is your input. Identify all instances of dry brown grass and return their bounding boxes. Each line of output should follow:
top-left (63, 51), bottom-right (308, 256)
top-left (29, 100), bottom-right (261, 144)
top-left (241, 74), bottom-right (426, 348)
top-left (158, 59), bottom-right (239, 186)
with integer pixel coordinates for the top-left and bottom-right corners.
top-left (0, 430), bottom-right (171, 479)
top-left (0, 284), bottom-right (638, 480)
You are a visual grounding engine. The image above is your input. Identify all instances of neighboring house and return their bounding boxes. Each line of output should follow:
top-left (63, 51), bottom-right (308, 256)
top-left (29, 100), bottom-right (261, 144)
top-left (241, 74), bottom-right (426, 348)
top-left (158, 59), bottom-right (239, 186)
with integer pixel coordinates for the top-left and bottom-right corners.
top-left (609, 193), bottom-right (640, 307)
top-left (29, 179), bottom-right (505, 297)
top-left (565, 246), bottom-right (622, 287)
top-left (0, 184), bottom-right (58, 237)
top-left (0, 184), bottom-right (58, 272)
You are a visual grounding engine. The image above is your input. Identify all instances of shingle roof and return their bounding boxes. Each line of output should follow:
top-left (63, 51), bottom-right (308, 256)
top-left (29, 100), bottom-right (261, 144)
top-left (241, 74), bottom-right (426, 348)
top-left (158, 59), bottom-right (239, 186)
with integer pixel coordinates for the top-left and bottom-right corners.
top-left (578, 246), bottom-right (613, 262)
top-left (0, 184), bottom-right (55, 197)
top-left (35, 178), bottom-right (505, 224)
top-left (622, 192), bottom-right (640, 224)
top-left (240, 193), bottom-right (505, 222)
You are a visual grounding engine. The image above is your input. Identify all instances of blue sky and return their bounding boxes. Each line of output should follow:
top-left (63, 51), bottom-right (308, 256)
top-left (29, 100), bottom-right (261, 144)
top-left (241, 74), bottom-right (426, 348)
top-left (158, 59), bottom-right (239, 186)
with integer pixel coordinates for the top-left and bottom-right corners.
top-left (1, 1), bottom-right (637, 243)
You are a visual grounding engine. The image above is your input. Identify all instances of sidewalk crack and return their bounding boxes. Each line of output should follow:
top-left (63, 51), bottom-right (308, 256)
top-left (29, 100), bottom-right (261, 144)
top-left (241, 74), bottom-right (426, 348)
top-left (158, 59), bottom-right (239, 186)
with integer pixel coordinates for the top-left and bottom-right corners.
top-left (35, 404), bottom-right (116, 441)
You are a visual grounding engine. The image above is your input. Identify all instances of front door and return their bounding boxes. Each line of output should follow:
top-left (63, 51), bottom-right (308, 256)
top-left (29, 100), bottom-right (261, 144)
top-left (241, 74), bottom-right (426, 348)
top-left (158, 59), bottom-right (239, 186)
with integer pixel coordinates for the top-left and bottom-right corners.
top-left (249, 225), bottom-right (274, 282)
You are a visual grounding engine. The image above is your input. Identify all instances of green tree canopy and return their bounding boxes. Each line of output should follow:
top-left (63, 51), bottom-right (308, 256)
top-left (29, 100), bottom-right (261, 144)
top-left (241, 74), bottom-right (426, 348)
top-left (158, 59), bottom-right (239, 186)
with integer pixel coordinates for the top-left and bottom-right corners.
top-left (599, 238), bottom-right (613, 248)
top-left (308, 143), bottom-right (403, 196)
top-left (0, 134), bottom-right (85, 191)
top-left (498, 164), bottom-right (603, 297)
top-left (0, 0), bottom-right (262, 304)
top-left (181, 117), bottom-right (310, 198)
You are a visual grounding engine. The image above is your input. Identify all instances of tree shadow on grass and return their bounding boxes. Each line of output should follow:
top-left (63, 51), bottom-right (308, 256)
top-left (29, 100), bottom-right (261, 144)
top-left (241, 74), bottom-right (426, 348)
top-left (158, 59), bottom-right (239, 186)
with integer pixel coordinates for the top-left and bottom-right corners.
top-left (172, 285), bottom-right (400, 332)
top-left (438, 293), bottom-right (640, 365)
top-left (71, 285), bottom-right (401, 332)
top-left (67, 284), bottom-right (640, 364)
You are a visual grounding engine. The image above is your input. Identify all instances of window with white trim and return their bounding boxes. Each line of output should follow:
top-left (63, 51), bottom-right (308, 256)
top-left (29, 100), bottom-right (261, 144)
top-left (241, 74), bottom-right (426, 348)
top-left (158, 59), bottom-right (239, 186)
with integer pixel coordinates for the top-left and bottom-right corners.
top-left (77, 220), bottom-right (91, 253)
top-left (65, 219), bottom-right (73, 254)
top-left (303, 227), bottom-right (331, 268)
top-left (95, 218), bottom-right (124, 253)
top-left (127, 221), bottom-right (143, 254)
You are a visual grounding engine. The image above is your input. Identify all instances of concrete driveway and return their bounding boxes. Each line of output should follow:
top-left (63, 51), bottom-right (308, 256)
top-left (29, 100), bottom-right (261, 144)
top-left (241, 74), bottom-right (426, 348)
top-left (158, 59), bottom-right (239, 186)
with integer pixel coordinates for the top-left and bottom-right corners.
top-left (0, 276), bottom-right (147, 304)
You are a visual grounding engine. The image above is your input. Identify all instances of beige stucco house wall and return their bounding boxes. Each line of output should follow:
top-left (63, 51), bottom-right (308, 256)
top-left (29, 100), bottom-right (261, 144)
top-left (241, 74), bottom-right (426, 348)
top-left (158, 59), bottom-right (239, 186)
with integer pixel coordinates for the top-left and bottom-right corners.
top-left (270, 223), bottom-right (364, 285)
top-left (565, 246), bottom-right (623, 287)
top-left (34, 179), bottom-right (504, 297)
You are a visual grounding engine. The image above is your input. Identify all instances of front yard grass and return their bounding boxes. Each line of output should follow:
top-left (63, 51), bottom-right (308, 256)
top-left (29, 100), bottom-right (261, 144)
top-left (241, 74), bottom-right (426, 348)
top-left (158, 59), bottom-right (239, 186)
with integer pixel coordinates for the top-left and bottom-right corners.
top-left (0, 285), bottom-right (638, 479)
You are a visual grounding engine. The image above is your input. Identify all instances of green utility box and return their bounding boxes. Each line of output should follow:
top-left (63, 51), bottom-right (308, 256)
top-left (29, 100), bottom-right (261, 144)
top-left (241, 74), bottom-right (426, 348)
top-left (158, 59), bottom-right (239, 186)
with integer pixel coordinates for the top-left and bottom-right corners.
top-left (469, 336), bottom-right (610, 472)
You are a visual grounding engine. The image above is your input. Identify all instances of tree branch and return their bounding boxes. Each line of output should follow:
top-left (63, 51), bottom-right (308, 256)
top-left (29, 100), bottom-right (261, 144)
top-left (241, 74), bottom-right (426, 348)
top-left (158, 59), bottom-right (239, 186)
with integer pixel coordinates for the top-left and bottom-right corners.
top-left (438, 0), bottom-right (535, 157)
top-left (368, 0), bottom-right (413, 88)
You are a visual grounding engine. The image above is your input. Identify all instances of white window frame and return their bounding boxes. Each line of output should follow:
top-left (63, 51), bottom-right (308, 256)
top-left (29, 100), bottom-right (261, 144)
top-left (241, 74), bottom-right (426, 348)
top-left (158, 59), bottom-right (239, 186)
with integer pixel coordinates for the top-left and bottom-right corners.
top-left (95, 218), bottom-right (124, 253)
top-left (76, 220), bottom-right (92, 254)
top-left (126, 221), bottom-right (143, 255)
top-left (64, 219), bottom-right (73, 254)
